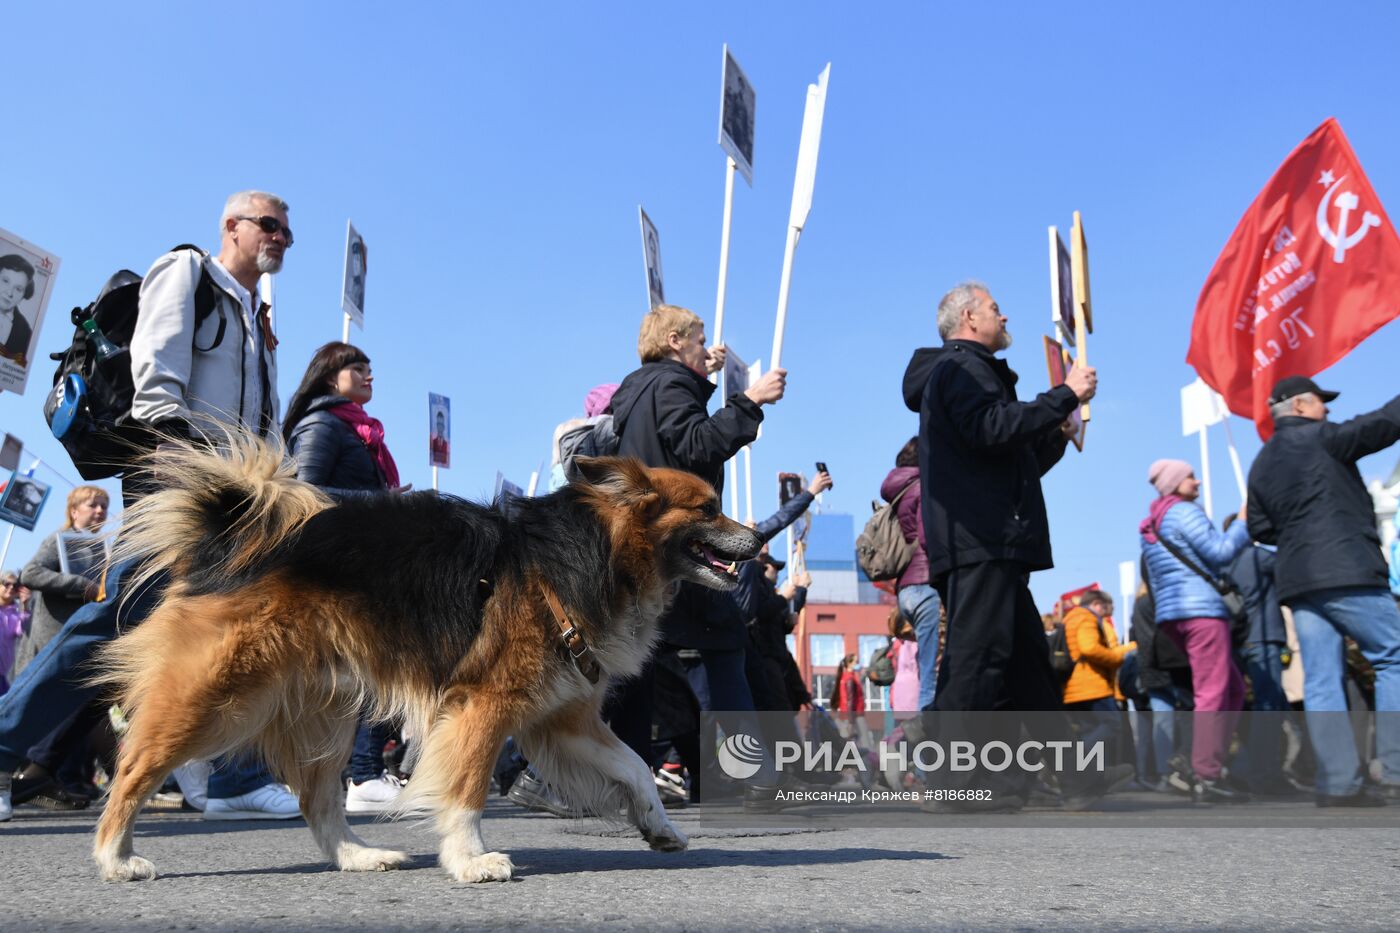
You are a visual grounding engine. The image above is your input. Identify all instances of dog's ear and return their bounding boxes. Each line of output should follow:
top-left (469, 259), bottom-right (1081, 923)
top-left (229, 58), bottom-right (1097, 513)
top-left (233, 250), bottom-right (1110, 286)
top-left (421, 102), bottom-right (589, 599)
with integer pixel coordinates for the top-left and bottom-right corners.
top-left (574, 456), bottom-right (653, 493)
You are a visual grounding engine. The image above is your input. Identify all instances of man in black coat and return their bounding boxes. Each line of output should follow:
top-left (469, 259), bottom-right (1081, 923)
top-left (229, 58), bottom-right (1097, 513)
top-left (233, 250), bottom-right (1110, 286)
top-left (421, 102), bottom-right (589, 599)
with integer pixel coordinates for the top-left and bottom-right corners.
top-left (901, 281), bottom-right (1122, 811)
top-left (605, 305), bottom-right (786, 803)
top-left (902, 281), bottom-right (1095, 713)
top-left (1246, 375), bottom-right (1400, 806)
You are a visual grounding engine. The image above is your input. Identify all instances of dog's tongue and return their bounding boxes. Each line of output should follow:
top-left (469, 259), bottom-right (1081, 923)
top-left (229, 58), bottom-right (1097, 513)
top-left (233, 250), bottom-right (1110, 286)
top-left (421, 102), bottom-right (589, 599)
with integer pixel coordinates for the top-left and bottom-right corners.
top-left (700, 544), bottom-right (734, 574)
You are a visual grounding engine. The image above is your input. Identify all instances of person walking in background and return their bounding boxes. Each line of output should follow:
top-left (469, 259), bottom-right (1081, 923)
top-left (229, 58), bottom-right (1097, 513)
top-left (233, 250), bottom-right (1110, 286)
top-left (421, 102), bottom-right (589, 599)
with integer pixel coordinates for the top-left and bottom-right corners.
top-left (1062, 590), bottom-right (1135, 751)
top-left (1247, 376), bottom-right (1400, 806)
top-left (284, 341), bottom-right (410, 814)
top-left (1140, 458), bottom-right (1251, 804)
top-left (1131, 563), bottom-right (1195, 793)
top-left (8, 486), bottom-right (114, 810)
top-left (1222, 513), bottom-right (1294, 796)
top-left (0, 573), bottom-right (28, 694)
top-left (881, 437), bottom-right (938, 710)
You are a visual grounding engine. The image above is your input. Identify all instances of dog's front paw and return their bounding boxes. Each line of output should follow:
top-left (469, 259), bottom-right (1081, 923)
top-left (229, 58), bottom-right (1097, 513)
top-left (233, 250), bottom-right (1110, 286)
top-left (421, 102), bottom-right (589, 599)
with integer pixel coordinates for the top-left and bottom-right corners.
top-left (445, 851), bottom-right (514, 883)
top-left (98, 854), bottom-right (158, 882)
top-left (644, 820), bottom-right (688, 852)
top-left (338, 845), bottom-right (409, 872)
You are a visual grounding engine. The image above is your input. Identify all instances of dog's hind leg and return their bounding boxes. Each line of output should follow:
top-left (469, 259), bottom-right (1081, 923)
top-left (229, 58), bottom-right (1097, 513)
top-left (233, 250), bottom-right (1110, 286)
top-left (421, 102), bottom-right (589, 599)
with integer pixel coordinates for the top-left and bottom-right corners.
top-left (276, 710), bottom-right (408, 873)
top-left (523, 708), bottom-right (688, 853)
top-left (402, 690), bottom-right (515, 883)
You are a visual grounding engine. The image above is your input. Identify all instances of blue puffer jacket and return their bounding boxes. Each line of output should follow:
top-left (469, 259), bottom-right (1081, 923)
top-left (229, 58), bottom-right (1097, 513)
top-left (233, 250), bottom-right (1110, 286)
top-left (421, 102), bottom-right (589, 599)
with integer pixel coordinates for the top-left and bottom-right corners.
top-left (1141, 500), bottom-right (1251, 623)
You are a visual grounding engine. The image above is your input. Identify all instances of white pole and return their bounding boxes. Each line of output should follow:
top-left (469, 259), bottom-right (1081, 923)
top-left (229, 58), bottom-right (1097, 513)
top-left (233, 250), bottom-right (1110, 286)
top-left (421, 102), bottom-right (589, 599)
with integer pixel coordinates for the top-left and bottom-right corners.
top-left (769, 225), bottom-right (800, 373)
top-left (743, 445), bottom-right (754, 525)
top-left (1219, 414), bottom-right (1247, 499)
top-left (0, 524), bottom-right (14, 571)
top-left (728, 458), bottom-right (740, 520)
top-left (786, 526), bottom-right (794, 572)
top-left (526, 471), bottom-right (540, 497)
top-left (713, 157), bottom-right (737, 354)
top-left (1199, 425), bottom-right (1214, 521)
top-left (342, 312), bottom-right (351, 344)
top-left (432, 465), bottom-right (439, 493)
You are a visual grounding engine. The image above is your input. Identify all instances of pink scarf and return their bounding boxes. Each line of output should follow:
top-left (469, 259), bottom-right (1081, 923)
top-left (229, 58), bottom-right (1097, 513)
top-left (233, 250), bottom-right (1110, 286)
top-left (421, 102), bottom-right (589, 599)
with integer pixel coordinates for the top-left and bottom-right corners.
top-left (1139, 494), bottom-right (1185, 544)
top-left (328, 402), bottom-right (400, 489)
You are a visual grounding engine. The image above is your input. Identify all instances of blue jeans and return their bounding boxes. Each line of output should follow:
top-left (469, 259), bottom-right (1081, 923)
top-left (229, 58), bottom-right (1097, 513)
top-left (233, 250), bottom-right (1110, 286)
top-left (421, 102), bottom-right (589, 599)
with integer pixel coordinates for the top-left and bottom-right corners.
top-left (351, 718), bottom-right (394, 784)
top-left (1289, 587), bottom-right (1400, 795)
top-left (1148, 689), bottom-right (1180, 777)
top-left (1066, 696), bottom-right (1119, 751)
top-left (0, 557), bottom-right (276, 796)
top-left (897, 584), bottom-right (941, 711)
top-left (684, 647), bottom-right (777, 786)
top-left (1233, 642), bottom-right (1288, 788)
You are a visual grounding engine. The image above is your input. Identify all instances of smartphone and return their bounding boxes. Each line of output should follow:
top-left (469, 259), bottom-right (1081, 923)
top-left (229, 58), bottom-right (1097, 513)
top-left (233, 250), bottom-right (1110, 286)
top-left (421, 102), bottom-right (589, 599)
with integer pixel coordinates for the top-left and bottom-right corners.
top-left (815, 462), bottom-right (831, 488)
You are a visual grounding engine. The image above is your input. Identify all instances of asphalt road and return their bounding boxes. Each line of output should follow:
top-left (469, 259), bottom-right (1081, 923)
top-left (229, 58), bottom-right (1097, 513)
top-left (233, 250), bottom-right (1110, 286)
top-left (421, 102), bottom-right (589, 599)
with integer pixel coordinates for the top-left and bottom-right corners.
top-left (5, 795), bottom-right (1399, 931)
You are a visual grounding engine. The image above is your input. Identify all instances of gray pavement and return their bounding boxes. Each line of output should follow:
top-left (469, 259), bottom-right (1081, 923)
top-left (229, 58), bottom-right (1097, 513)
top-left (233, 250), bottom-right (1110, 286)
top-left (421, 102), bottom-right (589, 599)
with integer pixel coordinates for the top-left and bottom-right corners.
top-left (4, 796), bottom-right (1399, 931)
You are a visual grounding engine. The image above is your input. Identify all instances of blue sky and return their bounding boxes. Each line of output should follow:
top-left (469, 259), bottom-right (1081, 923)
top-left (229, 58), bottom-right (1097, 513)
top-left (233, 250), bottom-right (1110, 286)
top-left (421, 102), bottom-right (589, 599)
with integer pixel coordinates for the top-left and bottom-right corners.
top-left (3, 2), bottom-right (1399, 610)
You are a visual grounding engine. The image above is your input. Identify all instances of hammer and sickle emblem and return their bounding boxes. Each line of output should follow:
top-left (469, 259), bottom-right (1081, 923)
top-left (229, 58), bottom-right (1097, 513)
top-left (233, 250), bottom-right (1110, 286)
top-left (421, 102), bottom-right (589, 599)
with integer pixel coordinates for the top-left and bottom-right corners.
top-left (1316, 174), bottom-right (1382, 263)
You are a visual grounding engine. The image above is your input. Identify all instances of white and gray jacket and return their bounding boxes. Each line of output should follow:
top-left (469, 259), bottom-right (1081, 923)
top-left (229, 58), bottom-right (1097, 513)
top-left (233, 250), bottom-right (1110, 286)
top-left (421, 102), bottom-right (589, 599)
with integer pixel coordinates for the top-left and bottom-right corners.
top-left (130, 249), bottom-right (279, 439)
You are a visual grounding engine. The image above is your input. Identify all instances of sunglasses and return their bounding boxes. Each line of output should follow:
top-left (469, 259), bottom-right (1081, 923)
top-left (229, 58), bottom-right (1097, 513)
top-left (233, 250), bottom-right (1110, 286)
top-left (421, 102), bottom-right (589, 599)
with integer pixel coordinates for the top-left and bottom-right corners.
top-left (236, 215), bottom-right (294, 247)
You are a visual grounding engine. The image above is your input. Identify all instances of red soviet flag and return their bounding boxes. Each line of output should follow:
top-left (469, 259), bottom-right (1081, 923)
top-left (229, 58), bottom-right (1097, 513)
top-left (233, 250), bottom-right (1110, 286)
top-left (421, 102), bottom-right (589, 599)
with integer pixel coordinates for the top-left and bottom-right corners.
top-left (1188, 118), bottom-right (1400, 438)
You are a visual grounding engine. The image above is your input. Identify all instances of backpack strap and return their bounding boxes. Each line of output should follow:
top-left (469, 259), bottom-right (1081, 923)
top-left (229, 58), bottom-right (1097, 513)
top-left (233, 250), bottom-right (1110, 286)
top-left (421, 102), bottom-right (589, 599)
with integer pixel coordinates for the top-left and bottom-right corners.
top-left (169, 244), bottom-right (227, 353)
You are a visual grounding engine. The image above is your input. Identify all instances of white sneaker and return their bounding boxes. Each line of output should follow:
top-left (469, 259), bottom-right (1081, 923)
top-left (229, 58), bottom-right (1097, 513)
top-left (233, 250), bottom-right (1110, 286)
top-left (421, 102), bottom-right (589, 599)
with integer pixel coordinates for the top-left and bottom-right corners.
top-left (171, 760), bottom-right (212, 812)
top-left (345, 773), bottom-right (404, 814)
top-left (0, 773), bottom-right (12, 822)
top-left (203, 783), bottom-right (301, 820)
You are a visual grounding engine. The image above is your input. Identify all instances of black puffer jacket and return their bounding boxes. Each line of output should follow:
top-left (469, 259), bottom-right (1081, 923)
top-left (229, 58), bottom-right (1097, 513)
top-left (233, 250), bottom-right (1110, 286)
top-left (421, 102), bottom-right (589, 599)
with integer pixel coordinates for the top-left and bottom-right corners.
top-left (610, 358), bottom-right (764, 649)
top-left (1247, 397), bottom-right (1400, 603)
top-left (610, 359), bottom-right (763, 494)
top-left (287, 395), bottom-right (386, 500)
top-left (902, 341), bottom-right (1077, 580)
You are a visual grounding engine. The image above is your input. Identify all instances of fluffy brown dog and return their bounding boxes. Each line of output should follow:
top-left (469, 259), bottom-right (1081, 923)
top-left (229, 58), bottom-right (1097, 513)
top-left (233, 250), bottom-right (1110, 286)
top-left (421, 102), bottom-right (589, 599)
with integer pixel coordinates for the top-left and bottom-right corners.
top-left (90, 434), bottom-right (760, 883)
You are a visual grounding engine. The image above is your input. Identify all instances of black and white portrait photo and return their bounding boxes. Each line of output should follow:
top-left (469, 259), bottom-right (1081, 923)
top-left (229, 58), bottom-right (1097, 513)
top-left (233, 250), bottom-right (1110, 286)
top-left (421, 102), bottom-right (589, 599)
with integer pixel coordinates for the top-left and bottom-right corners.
top-left (719, 45), bottom-right (756, 185)
top-left (0, 227), bottom-right (61, 394)
top-left (638, 207), bottom-right (665, 310)
top-left (0, 471), bottom-right (51, 532)
top-left (341, 221), bottom-right (367, 327)
top-left (1049, 227), bottom-right (1075, 347)
top-left (57, 530), bottom-right (109, 580)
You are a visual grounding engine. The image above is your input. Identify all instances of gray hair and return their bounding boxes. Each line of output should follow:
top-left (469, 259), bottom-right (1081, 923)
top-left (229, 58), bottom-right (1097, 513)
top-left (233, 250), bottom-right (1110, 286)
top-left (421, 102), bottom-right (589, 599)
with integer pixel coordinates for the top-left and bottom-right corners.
top-left (936, 280), bottom-right (989, 339)
top-left (1270, 392), bottom-right (1316, 421)
top-left (219, 190), bottom-right (289, 240)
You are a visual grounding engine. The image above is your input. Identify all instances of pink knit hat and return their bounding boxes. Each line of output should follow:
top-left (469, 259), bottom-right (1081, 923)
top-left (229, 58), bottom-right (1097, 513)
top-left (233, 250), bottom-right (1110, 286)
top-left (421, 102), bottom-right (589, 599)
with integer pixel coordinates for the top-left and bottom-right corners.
top-left (1148, 459), bottom-right (1194, 497)
top-left (584, 383), bottom-right (619, 418)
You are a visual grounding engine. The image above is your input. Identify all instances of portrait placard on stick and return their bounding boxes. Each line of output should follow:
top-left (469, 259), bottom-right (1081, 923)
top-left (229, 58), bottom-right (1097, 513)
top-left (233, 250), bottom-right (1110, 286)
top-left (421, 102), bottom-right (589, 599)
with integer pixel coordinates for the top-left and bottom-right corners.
top-left (0, 470), bottom-right (50, 531)
top-left (428, 393), bottom-right (451, 469)
top-left (0, 226), bottom-right (61, 395)
top-left (639, 207), bottom-right (665, 310)
top-left (721, 346), bottom-right (750, 400)
top-left (1043, 335), bottom-right (1085, 451)
top-left (1048, 226), bottom-right (1075, 347)
top-left (719, 45), bottom-right (756, 186)
top-left (494, 472), bottom-right (524, 501)
top-left (341, 221), bottom-right (367, 330)
top-left (0, 434), bottom-right (20, 472)
top-left (56, 531), bottom-right (108, 579)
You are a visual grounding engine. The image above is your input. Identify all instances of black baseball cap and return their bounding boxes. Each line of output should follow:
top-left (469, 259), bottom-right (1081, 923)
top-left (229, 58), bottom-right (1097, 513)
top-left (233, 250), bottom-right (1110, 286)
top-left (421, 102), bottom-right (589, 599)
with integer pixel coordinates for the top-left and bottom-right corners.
top-left (1268, 375), bottom-right (1339, 405)
top-left (757, 551), bottom-right (786, 571)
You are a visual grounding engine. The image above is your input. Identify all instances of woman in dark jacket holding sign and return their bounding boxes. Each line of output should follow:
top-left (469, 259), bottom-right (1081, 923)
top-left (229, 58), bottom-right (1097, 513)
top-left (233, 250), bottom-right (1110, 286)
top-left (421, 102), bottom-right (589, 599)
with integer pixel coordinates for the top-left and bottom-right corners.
top-left (284, 342), bottom-right (409, 814)
top-left (1138, 458), bottom-right (1250, 804)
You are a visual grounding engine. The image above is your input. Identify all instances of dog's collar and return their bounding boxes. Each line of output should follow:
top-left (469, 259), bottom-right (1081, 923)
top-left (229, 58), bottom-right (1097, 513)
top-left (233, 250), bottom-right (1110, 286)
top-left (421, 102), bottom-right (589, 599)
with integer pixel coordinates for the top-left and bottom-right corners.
top-left (541, 587), bottom-right (601, 685)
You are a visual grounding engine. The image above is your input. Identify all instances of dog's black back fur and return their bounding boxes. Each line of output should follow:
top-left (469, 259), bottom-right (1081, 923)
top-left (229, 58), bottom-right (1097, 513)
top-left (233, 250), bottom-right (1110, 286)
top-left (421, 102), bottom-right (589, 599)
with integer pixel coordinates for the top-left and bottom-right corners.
top-left (178, 487), bottom-right (619, 685)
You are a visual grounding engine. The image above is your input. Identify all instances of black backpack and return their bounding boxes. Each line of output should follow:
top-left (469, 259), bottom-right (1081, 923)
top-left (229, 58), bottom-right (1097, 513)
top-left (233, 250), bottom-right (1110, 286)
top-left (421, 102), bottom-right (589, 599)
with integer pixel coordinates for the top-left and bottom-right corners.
top-left (43, 246), bottom-right (225, 479)
top-left (866, 638), bottom-right (897, 686)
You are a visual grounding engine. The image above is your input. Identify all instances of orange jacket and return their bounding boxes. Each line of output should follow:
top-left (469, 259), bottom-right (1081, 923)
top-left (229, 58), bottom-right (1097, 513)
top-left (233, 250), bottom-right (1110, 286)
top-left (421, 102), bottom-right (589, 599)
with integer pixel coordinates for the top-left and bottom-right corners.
top-left (1062, 606), bottom-right (1136, 704)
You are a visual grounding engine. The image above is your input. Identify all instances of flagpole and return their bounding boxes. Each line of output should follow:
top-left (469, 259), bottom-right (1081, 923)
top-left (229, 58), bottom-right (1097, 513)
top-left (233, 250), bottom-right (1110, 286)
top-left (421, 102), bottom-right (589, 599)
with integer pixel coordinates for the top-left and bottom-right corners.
top-left (432, 466), bottom-right (439, 493)
top-left (0, 524), bottom-right (14, 571)
top-left (342, 312), bottom-right (351, 344)
top-left (1199, 425), bottom-right (1214, 520)
top-left (728, 458), bottom-right (740, 520)
top-left (743, 445), bottom-right (754, 524)
top-left (1220, 415), bottom-right (1248, 499)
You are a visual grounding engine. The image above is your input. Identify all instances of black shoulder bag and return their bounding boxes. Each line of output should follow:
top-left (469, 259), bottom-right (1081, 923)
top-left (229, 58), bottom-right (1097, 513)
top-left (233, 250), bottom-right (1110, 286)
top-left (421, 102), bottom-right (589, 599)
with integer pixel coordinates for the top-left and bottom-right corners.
top-left (1154, 527), bottom-right (1249, 640)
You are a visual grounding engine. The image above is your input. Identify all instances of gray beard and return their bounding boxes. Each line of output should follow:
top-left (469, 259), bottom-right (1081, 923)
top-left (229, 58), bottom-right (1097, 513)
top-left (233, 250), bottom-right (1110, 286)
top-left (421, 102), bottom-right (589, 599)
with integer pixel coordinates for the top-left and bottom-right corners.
top-left (998, 330), bottom-right (1013, 350)
top-left (255, 247), bottom-right (283, 275)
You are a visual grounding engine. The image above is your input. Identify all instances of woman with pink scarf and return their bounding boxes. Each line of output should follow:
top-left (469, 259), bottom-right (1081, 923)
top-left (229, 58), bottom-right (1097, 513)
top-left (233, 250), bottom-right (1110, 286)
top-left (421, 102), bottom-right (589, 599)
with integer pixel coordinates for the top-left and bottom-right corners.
top-left (1139, 458), bottom-right (1251, 804)
top-left (284, 342), bottom-right (409, 814)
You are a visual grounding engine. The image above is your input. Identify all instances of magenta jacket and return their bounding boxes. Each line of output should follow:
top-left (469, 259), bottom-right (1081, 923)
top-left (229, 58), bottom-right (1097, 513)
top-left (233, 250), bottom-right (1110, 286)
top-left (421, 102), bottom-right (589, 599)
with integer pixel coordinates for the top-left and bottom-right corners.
top-left (881, 466), bottom-right (929, 589)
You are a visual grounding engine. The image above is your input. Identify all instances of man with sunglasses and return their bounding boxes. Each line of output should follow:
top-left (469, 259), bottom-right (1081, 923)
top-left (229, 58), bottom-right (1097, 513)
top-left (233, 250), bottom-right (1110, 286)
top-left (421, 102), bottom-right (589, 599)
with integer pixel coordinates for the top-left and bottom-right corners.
top-left (0, 191), bottom-right (296, 823)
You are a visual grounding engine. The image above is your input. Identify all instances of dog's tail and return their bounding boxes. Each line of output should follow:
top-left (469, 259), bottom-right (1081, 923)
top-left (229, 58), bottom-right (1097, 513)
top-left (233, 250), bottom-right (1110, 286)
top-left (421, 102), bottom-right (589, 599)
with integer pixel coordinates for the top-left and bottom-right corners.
top-left (113, 425), bottom-right (331, 601)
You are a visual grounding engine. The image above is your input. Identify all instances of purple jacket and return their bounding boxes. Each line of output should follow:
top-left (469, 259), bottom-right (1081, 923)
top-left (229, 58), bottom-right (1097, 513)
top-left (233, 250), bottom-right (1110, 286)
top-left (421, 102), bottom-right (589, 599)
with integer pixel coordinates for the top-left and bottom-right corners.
top-left (881, 466), bottom-right (929, 589)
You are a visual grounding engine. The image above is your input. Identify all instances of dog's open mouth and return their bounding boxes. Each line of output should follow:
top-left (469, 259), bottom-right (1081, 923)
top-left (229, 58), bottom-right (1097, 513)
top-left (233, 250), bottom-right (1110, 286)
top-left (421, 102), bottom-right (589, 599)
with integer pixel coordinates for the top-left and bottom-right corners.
top-left (686, 539), bottom-right (741, 579)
